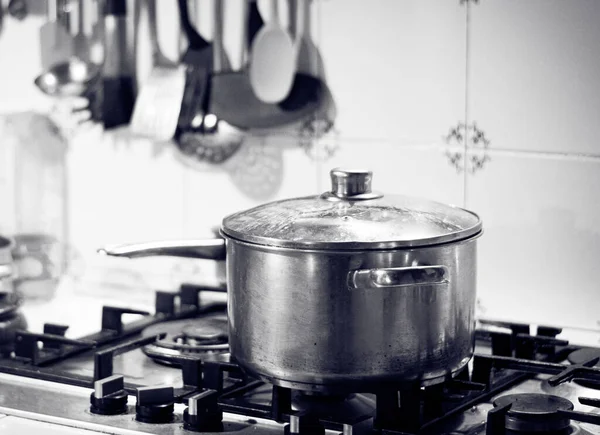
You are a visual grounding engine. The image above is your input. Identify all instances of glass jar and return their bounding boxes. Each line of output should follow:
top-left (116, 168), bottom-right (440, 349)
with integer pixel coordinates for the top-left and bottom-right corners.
top-left (0, 112), bottom-right (68, 301)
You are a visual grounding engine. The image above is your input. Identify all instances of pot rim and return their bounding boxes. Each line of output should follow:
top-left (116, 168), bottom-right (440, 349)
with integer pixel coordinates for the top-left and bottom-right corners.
top-left (219, 228), bottom-right (483, 253)
top-left (221, 168), bottom-right (483, 250)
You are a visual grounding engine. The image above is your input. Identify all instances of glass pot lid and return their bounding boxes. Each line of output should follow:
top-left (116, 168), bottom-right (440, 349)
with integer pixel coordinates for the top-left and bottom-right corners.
top-left (221, 168), bottom-right (482, 250)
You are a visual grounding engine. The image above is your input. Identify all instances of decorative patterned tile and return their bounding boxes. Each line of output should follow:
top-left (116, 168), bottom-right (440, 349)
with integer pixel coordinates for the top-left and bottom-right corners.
top-left (466, 150), bottom-right (600, 330)
top-left (469, 0), bottom-right (600, 155)
top-left (319, 0), bottom-right (467, 144)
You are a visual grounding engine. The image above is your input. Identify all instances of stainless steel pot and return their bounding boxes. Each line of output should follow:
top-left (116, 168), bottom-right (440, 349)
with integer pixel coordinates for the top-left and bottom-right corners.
top-left (101, 168), bottom-right (482, 393)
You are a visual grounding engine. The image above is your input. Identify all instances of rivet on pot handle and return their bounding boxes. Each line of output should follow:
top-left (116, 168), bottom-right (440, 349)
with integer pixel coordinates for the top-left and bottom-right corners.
top-left (348, 266), bottom-right (449, 290)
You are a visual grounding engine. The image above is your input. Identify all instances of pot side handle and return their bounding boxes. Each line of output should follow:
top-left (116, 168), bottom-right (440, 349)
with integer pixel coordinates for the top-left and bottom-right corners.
top-left (0, 264), bottom-right (14, 280)
top-left (348, 266), bottom-right (449, 290)
top-left (97, 239), bottom-right (226, 260)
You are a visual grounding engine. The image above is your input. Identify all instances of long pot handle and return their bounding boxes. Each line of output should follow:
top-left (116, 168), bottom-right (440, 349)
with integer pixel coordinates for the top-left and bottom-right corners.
top-left (98, 238), bottom-right (226, 260)
top-left (348, 265), bottom-right (449, 290)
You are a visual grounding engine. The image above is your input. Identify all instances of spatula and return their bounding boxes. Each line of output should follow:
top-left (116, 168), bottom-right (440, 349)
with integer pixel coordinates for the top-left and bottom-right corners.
top-left (73, 0), bottom-right (89, 62)
top-left (40, 0), bottom-right (73, 70)
top-left (175, 0), bottom-right (244, 165)
top-left (180, 0), bottom-right (221, 133)
top-left (292, 0), bottom-right (337, 138)
top-left (130, 0), bottom-right (186, 141)
top-left (295, 0), bottom-right (325, 78)
top-left (278, 0), bottom-right (323, 112)
top-left (249, 0), bottom-right (295, 104)
top-left (175, 0), bottom-right (213, 138)
top-left (89, 0), bottom-right (104, 66)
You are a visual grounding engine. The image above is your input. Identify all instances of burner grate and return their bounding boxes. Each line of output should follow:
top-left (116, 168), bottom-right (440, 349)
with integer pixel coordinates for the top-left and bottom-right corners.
top-left (1, 288), bottom-right (600, 435)
top-left (487, 393), bottom-right (600, 435)
top-left (0, 283), bottom-right (226, 390)
top-left (140, 315), bottom-right (229, 365)
top-left (471, 353), bottom-right (600, 388)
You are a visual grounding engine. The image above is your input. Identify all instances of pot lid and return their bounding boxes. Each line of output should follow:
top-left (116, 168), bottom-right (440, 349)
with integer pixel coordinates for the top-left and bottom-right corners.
top-left (221, 168), bottom-right (482, 250)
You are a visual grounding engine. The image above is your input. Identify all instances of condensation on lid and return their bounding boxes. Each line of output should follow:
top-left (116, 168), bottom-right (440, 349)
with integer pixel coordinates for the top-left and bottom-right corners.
top-left (221, 194), bottom-right (482, 250)
top-left (222, 168), bottom-right (482, 250)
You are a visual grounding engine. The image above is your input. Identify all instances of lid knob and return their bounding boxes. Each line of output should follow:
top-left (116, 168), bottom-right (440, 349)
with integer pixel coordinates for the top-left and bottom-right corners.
top-left (330, 168), bottom-right (373, 198)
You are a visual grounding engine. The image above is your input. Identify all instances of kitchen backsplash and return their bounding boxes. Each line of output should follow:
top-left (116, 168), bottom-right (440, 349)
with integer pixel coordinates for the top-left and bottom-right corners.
top-left (1, 0), bottom-right (599, 333)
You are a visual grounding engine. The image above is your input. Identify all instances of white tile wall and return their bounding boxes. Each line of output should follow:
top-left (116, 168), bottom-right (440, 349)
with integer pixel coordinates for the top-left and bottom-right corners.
top-left (466, 150), bottom-right (600, 330)
top-left (466, 0), bottom-right (600, 331)
top-left (319, 0), bottom-right (466, 144)
top-left (1, 0), bottom-right (599, 333)
top-left (469, 0), bottom-right (600, 155)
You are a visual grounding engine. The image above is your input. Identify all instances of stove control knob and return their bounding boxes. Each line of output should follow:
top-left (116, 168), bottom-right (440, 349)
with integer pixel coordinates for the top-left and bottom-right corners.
top-left (90, 375), bottom-right (128, 415)
top-left (183, 390), bottom-right (223, 432)
top-left (135, 385), bottom-right (174, 424)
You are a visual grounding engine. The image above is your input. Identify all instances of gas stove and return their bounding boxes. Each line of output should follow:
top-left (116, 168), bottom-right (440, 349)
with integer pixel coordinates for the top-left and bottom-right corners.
top-left (0, 284), bottom-right (599, 434)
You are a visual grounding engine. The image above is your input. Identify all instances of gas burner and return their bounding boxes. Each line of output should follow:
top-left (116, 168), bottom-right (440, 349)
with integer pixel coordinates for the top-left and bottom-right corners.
top-left (0, 293), bottom-right (27, 355)
top-left (568, 348), bottom-right (600, 389)
top-left (141, 314), bottom-right (229, 366)
top-left (293, 391), bottom-right (376, 422)
top-left (233, 382), bottom-right (376, 422)
top-left (492, 393), bottom-right (574, 433)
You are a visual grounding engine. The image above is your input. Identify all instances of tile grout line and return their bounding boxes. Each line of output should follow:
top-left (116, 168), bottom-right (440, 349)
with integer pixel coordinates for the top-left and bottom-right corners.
top-left (315, 134), bottom-right (600, 160)
top-left (472, 147), bottom-right (600, 163)
top-left (312, 137), bottom-right (600, 163)
top-left (315, 0), bottom-right (325, 193)
top-left (463, 0), bottom-right (471, 210)
top-left (323, 138), bottom-right (600, 162)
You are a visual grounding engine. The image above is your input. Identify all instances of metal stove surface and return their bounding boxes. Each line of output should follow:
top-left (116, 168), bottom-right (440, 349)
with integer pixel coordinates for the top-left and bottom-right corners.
top-left (3, 282), bottom-right (600, 435)
top-left (1, 359), bottom-right (600, 435)
top-left (0, 372), bottom-right (281, 435)
top-left (0, 373), bottom-right (600, 434)
top-left (43, 315), bottom-right (229, 389)
top-left (51, 347), bottom-right (186, 390)
top-left (457, 376), bottom-right (600, 435)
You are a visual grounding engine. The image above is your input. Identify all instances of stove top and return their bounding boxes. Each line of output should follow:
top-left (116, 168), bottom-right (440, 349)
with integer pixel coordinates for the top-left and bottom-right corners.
top-left (0, 283), bottom-right (600, 435)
